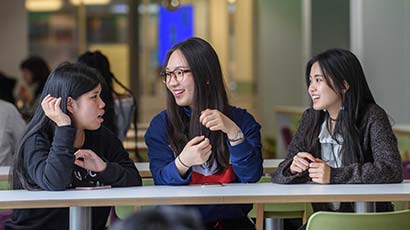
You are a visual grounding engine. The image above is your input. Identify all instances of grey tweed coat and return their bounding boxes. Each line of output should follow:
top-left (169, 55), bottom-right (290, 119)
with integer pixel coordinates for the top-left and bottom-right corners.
top-left (271, 103), bottom-right (403, 212)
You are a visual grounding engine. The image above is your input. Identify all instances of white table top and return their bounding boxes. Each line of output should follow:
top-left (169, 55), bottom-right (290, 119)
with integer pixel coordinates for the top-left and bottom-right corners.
top-left (122, 141), bottom-right (148, 150)
top-left (0, 159), bottom-right (283, 181)
top-left (1, 181), bottom-right (409, 209)
top-left (263, 159), bottom-right (282, 168)
top-left (263, 159), bottom-right (282, 174)
top-left (135, 162), bottom-right (150, 177)
top-left (0, 163), bottom-right (152, 181)
top-left (125, 129), bottom-right (146, 138)
top-left (393, 124), bottom-right (410, 135)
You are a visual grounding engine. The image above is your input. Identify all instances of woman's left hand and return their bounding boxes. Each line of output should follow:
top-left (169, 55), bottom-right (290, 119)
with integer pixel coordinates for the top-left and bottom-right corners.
top-left (308, 158), bottom-right (331, 184)
top-left (74, 149), bottom-right (107, 172)
top-left (199, 109), bottom-right (240, 139)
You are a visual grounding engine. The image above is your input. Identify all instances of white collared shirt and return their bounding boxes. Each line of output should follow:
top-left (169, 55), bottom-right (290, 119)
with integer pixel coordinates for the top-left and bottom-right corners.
top-left (318, 119), bottom-right (343, 210)
top-left (318, 120), bottom-right (343, 168)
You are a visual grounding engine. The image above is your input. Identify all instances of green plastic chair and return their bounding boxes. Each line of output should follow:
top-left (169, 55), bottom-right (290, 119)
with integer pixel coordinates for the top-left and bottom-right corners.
top-left (306, 210), bottom-right (410, 230)
top-left (393, 201), bottom-right (410, 211)
top-left (0, 181), bottom-right (9, 190)
top-left (114, 178), bottom-right (155, 219)
top-left (0, 180), bottom-right (12, 226)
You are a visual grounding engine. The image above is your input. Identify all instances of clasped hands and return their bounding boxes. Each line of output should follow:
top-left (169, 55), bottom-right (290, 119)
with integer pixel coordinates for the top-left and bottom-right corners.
top-left (290, 152), bottom-right (331, 184)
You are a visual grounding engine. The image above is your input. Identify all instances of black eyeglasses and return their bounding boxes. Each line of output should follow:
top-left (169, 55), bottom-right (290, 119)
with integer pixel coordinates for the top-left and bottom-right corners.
top-left (160, 68), bottom-right (191, 84)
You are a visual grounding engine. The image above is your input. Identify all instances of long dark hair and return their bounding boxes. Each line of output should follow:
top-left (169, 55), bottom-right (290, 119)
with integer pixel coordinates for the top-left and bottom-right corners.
top-left (20, 56), bottom-right (50, 97)
top-left (304, 48), bottom-right (376, 165)
top-left (78, 51), bottom-right (140, 160)
top-left (11, 62), bottom-right (102, 190)
top-left (163, 37), bottom-right (230, 172)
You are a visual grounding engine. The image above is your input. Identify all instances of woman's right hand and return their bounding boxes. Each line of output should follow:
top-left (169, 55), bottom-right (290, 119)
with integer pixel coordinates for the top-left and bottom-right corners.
top-left (41, 94), bottom-right (71, 126)
top-left (179, 136), bottom-right (212, 167)
top-left (290, 152), bottom-right (315, 174)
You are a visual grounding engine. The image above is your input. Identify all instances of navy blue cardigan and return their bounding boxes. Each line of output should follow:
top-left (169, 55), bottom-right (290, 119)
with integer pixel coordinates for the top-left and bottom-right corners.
top-left (145, 106), bottom-right (263, 223)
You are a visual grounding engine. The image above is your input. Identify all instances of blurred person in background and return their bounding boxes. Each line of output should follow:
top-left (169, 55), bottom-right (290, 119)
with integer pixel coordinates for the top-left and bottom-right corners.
top-left (112, 206), bottom-right (204, 230)
top-left (0, 99), bottom-right (25, 166)
top-left (17, 56), bottom-right (50, 121)
top-left (78, 51), bottom-right (140, 160)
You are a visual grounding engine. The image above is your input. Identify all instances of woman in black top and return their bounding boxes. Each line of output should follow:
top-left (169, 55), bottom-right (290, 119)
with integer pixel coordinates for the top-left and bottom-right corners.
top-left (6, 62), bottom-right (141, 230)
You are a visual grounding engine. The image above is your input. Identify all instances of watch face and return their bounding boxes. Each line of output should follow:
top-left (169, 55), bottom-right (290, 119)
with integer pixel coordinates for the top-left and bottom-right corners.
top-left (229, 131), bottom-right (244, 141)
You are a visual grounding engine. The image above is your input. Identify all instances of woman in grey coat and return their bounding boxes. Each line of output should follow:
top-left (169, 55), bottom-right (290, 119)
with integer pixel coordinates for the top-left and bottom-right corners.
top-left (272, 49), bottom-right (403, 215)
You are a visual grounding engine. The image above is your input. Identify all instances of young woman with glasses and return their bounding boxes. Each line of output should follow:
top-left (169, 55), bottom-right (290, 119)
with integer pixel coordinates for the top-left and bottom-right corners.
top-left (145, 37), bottom-right (263, 230)
top-left (272, 49), bottom-right (403, 226)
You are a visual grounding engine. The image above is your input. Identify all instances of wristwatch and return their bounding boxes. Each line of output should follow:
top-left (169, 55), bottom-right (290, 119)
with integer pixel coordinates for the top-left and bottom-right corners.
top-left (228, 130), bottom-right (244, 142)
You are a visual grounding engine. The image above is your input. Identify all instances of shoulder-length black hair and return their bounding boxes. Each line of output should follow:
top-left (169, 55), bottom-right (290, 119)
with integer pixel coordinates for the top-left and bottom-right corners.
top-left (163, 37), bottom-right (230, 172)
top-left (304, 48), bottom-right (376, 165)
top-left (11, 62), bottom-right (103, 190)
top-left (20, 56), bottom-right (51, 97)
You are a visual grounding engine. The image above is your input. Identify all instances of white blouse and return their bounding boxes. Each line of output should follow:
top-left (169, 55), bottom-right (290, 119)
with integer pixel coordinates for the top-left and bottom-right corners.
top-left (318, 119), bottom-right (343, 168)
top-left (318, 119), bottom-right (344, 210)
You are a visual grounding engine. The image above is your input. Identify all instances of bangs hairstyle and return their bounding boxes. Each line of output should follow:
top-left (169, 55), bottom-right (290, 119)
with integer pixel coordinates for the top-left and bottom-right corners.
top-left (304, 48), bottom-right (375, 165)
top-left (11, 62), bottom-right (103, 190)
top-left (163, 37), bottom-right (231, 172)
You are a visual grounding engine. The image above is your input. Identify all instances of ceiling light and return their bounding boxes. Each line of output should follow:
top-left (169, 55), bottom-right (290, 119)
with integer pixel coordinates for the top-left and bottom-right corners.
top-left (70, 0), bottom-right (111, 6)
top-left (25, 0), bottom-right (63, 12)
